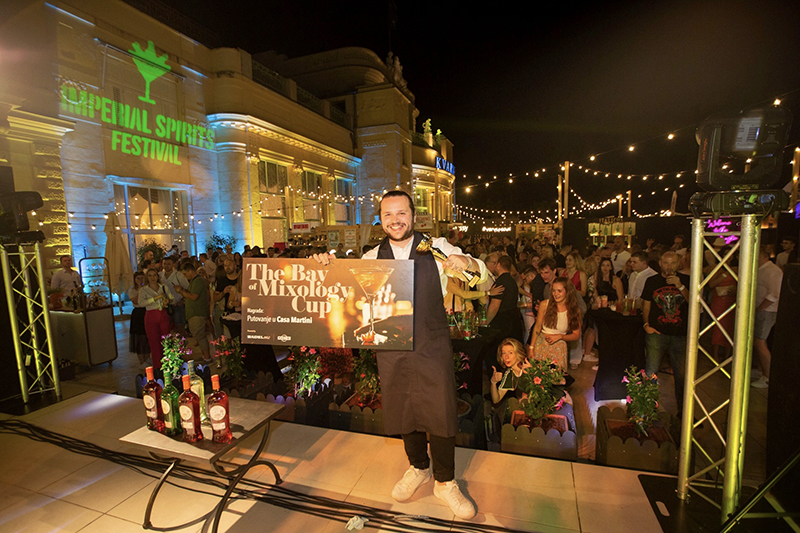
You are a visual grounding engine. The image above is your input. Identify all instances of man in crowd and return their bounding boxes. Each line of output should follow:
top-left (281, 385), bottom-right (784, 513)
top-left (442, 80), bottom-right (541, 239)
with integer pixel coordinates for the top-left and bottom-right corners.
top-left (313, 190), bottom-right (486, 519)
top-left (776, 236), bottom-right (796, 270)
top-left (611, 236), bottom-right (631, 274)
top-left (476, 252), bottom-right (499, 307)
top-left (752, 246), bottom-right (783, 389)
top-left (672, 234), bottom-right (687, 256)
top-left (176, 262), bottom-right (210, 360)
top-left (213, 257), bottom-right (239, 337)
top-left (51, 255), bottom-right (82, 293)
top-left (335, 242), bottom-right (347, 258)
top-left (486, 255), bottom-right (523, 343)
top-left (627, 251), bottom-right (657, 299)
top-left (642, 251), bottom-right (690, 416)
top-left (160, 255), bottom-right (188, 335)
top-left (200, 252), bottom-right (216, 278)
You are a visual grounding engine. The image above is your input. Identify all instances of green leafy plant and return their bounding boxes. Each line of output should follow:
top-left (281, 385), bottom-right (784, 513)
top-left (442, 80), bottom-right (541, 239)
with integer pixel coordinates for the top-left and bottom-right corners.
top-left (204, 232), bottom-right (238, 254)
top-left (285, 346), bottom-right (322, 398)
top-left (129, 40), bottom-right (171, 105)
top-left (623, 366), bottom-right (660, 436)
top-left (519, 359), bottom-right (565, 423)
top-left (211, 335), bottom-right (246, 381)
top-left (161, 333), bottom-right (191, 380)
top-left (353, 348), bottom-right (380, 401)
top-left (137, 239), bottom-right (167, 266)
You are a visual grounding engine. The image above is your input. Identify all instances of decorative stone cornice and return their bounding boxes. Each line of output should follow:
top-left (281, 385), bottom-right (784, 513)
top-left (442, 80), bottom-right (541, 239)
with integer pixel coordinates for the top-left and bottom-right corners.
top-left (208, 113), bottom-right (360, 167)
top-left (6, 110), bottom-right (74, 142)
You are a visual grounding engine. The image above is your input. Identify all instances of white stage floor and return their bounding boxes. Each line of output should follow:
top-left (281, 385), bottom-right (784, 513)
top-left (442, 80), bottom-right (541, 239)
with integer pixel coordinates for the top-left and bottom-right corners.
top-left (0, 391), bottom-right (668, 532)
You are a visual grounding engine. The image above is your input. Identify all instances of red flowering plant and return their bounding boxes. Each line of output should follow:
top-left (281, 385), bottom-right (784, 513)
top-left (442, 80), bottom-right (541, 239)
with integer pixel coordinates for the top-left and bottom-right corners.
top-left (453, 351), bottom-right (470, 391)
top-left (285, 346), bottom-right (322, 398)
top-left (319, 348), bottom-right (354, 381)
top-left (623, 366), bottom-right (660, 436)
top-left (519, 358), bottom-right (565, 424)
top-left (210, 335), bottom-right (245, 381)
top-left (353, 348), bottom-right (380, 405)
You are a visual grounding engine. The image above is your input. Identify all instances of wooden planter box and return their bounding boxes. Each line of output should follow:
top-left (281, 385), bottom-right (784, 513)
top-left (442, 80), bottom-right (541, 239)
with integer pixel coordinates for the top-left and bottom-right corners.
top-left (328, 391), bottom-right (385, 436)
top-left (595, 405), bottom-right (679, 474)
top-left (223, 371), bottom-right (277, 400)
top-left (456, 393), bottom-right (486, 449)
top-left (261, 381), bottom-right (333, 427)
top-left (500, 398), bottom-right (578, 460)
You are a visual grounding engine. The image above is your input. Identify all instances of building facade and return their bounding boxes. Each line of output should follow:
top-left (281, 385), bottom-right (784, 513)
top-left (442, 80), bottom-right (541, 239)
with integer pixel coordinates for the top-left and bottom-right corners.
top-left (0, 0), bottom-right (455, 279)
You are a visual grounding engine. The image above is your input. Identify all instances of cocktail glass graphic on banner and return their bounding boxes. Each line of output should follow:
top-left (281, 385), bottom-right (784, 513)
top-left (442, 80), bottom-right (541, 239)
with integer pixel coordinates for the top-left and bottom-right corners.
top-left (416, 233), bottom-right (481, 287)
top-left (350, 266), bottom-right (394, 345)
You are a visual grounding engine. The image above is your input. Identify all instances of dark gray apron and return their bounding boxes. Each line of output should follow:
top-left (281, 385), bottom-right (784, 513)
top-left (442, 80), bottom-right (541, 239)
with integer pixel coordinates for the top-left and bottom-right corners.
top-left (376, 232), bottom-right (458, 437)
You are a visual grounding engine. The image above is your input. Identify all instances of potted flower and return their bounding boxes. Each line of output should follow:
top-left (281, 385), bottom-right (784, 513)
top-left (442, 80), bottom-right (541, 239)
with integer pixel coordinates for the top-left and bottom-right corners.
top-left (319, 347), bottom-right (354, 388)
top-left (263, 346), bottom-right (331, 426)
top-left (328, 348), bottom-right (384, 435)
top-left (500, 359), bottom-right (577, 460)
top-left (596, 367), bottom-right (679, 473)
top-left (211, 335), bottom-right (246, 381)
top-left (134, 333), bottom-right (192, 398)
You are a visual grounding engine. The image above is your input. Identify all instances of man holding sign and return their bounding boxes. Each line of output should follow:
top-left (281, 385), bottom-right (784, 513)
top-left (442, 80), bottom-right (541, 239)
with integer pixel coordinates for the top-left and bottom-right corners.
top-left (313, 190), bottom-right (488, 519)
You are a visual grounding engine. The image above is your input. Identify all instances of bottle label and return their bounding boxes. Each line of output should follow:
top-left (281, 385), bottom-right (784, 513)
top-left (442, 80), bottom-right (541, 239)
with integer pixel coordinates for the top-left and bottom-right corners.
top-left (179, 405), bottom-right (193, 421)
top-left (209, 405), bottom-right (226, 421)
top-left (161, 399), bottom-right (171, 415)
top-left (211, 422), bottom-right (226, 431)
top-left (143, 396), bottom-right (156, 409)
top-left (165, 419), bottom-right (173, 429)
top-left (183, 421), bottom-right (194, 431)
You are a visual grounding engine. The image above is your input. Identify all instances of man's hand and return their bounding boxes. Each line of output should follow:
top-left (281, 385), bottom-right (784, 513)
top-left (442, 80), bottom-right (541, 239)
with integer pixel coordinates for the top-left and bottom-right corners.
top-left (666, 275), bottom-right (681, 288)
top-left (443, 254), bottom-right (470, 273)
top-left (310, 253), bottom-right (333, 266)
top-left (644, 324), bottom-right (661, 335)
top-left (488, 285), bottom-right (505, 296)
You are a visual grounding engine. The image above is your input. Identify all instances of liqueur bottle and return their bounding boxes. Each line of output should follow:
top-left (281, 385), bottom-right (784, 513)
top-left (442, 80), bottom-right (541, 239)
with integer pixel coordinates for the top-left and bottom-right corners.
top-left (142, 366), bottom-right (165, 433)
top-left (178, 374), bottom-right (203, 443)
top-left (186, 361), bottom-right (208, 423)
top-left (207, 374), bottom-right (232, 444)
top-left (160, 372), bottom-right (182, 437)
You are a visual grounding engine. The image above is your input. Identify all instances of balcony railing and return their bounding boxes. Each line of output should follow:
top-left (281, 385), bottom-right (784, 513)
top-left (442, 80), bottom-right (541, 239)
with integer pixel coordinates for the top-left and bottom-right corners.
top-left (296, 86), bottom-right (324, 115)
top-left (251, 61), bottom-right (289, 97)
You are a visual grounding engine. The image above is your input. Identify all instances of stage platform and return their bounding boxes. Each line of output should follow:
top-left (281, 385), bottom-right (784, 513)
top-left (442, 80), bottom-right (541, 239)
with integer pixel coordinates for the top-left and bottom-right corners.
top-left (0, 391), bottom-right (679, 533)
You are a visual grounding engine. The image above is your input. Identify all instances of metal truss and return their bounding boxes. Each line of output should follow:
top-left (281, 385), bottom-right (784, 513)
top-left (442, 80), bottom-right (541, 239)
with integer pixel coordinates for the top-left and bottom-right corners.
top-left (1, 241), bottom-right (60, 403)
top-left (678, 214), bottom-right (761, 522)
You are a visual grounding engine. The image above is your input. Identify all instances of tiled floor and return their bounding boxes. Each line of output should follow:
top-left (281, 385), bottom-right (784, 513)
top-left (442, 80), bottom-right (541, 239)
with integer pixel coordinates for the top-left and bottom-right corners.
top-left (0, 391), bottom-right (667, 532)
top-left (0, 305), bottom-right (771, 532)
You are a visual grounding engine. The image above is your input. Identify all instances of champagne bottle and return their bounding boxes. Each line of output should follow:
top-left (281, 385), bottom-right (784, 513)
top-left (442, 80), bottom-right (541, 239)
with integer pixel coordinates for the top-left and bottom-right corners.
top-left (160, 372), bottom-right (182, 437)
top-left (186, 361), bottom-right (208, 423)
top-left (207, 374), bottom-right (232, 444)
top-left (178, 374), bottom-right (203, 443)
top-left (142, 366), bottom-right (165, 433)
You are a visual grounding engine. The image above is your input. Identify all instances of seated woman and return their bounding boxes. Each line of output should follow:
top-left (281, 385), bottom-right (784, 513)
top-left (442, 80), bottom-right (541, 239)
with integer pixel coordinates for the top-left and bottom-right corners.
top-left (489, 338), bottom-right (532, 404)
top-left (527, 277), bottom-right (582, 372)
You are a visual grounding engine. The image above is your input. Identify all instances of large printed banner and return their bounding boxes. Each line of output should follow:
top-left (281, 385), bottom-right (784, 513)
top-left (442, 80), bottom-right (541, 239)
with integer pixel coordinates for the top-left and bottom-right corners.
top-left (241, 258), bottom-right (414, 350)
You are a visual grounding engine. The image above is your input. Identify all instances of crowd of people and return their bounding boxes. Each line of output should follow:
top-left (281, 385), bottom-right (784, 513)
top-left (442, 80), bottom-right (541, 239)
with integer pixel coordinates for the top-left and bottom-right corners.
top-left (126, 244), bottom-right (282, 382)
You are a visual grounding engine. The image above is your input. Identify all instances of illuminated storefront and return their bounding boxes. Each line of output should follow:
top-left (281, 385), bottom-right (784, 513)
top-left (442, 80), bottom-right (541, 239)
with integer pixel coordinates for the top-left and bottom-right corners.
top-left (0, 0), bottom-right (454, 279)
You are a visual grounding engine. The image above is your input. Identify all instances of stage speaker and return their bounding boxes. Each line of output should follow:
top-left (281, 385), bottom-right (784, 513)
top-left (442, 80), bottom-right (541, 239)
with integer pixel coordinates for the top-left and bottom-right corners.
top-left (766, 263), bottom-right (800, 508)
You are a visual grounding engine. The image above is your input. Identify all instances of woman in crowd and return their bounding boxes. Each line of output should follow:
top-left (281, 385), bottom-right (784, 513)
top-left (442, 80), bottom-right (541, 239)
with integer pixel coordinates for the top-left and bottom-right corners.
top-left (221, 272), bottom-right (243, 339)
top-left (591, 257), bottom-right (623, 305)
top-left (138, 268), bottom-right (172, 370)
top-left (128, 271), bottom-right (150, 367)
top-left (489, 338), bottom-right (532, 404)
top-left (560, 250), bottom-right (588, 299)
top-left (516, 265), bottom-right (538, 343)
top-left (528, 277), bottom-right (582, 372)
top-left (708, 247), bottom-right (738, 362)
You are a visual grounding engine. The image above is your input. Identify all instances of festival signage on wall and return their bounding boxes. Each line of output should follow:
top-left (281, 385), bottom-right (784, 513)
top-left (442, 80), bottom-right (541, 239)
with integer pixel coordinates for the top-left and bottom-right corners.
top-left (241, 258), bottom-right (414, 350)
top-left (59, 40), bottom-right (215, 166)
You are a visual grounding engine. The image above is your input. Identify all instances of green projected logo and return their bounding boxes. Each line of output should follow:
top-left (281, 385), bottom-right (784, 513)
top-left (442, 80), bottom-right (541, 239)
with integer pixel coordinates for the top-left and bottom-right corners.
top-left (129, 41), bottom-right (171, 105)
top-left (60, 39), bottom-right (214, 166)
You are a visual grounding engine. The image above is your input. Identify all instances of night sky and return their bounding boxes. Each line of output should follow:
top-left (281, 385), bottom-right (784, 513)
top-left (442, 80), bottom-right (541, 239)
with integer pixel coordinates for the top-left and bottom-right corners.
top-left (162, 0), bottom-right (800, 219)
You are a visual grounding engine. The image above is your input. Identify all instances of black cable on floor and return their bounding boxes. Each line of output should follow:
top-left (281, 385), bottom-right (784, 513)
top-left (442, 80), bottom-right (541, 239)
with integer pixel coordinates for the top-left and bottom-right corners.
top-left (0, 420), bottom-right (535, 533)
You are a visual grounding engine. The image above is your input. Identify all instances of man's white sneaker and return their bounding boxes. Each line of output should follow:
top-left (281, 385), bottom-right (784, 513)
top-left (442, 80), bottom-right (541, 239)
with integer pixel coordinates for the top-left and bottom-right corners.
top-left (434, 480), bottom-right (476, 519)
top-left (751, 376), bottom-right (769, 389)
top-left (391, 466), bottom-right (431, 502)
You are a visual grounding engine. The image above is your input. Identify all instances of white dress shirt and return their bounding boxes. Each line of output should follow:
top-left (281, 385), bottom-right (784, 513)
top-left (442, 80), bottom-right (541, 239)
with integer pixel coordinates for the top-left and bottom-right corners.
top-left (756, 261), bottom-right (783, 312)
top-left (611, 250), bottom-right (630, 274)
top-left (362, 236), bottom-right (489, 295)
top-left (628, 266), bottom-right (657, 299)
top-left (160, 269), bottom-right (188, 304)
top-left (51, 268), bottom-right (82, 292)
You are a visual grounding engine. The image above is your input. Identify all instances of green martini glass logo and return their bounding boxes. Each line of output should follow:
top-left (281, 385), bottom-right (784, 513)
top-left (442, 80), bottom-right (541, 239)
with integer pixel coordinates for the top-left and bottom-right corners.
top-left (129, 40), bottom-right (171, 105)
